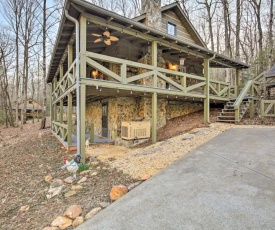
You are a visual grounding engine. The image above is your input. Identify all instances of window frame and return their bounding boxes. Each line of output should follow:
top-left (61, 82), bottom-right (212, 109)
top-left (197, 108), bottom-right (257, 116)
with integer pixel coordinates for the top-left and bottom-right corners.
top-left (167, 21), bottom-right (177, 36)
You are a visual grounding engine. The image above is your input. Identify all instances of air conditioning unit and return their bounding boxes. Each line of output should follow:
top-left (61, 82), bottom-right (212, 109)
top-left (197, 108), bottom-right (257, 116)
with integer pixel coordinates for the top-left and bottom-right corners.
top-left (121, 121), bottom-right (150, 140)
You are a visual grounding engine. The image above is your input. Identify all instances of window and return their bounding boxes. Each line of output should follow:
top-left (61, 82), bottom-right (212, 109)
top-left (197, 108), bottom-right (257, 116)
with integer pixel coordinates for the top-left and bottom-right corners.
top-left (29, 100), bottom-right (33, 104)
top-left (167, 22), bottom-right (176, 36)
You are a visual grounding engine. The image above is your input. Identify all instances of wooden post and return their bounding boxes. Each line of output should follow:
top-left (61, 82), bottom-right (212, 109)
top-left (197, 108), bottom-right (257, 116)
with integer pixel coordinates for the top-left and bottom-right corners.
top-left (152, 92), bottom-right (157, 144)
top-left (260, 99), bottom-right (264, 117)
top-left (250, 86), bottom-right (255, 118)
top-left (204, 58), bottom-right (210, 124)
top-left (68, 44), bottom-right (73, 87)
top-left (236, 69), bottom-right (240, 96)
top-left (80, 16), bottom-right (87, 162)
top-left (152, 41), bottom-right (158, 87)
top-left (60, 63), bottom-right (64, 79)
top-left (121, 63), bottom-right (126, 83)
top-left (67, 93), bottom-right (72, 145)
top-left (50, 84), bottom-right (53, 129)
top-left (68, 44), bottom-right (73, 66)
top-left (60, 99), bottom-right (63, 124)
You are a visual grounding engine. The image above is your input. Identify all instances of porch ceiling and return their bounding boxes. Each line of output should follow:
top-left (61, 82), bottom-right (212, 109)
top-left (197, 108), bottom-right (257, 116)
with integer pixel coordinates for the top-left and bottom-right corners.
top-left (47, 0), bottom-right (249, 83)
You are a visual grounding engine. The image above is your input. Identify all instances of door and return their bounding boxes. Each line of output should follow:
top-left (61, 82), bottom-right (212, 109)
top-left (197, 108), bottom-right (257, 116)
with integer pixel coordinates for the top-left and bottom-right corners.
top-left (102, 103), bottom-right (108, 137)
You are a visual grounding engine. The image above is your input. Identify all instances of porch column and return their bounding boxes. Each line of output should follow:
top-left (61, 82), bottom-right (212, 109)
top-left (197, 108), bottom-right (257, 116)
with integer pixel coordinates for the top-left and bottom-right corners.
top-left (236, 69), bottom-right (240, 96)
top-left (50, 83), bottom-right (53, 129)
top-left (152, 41), bottom-right (158, 87)
top-left (67, 93), bottom-right (72, 145)
top-left (152, 41), bottom-right (158, 144)
top-left (204, 58), bottom-right (210, 124)
top-left (79, 15), bottom-right (87, 161)
top-left (68, 44), bottom-right (73, 87)
top-left (152, 92), bottom-right (157, 144)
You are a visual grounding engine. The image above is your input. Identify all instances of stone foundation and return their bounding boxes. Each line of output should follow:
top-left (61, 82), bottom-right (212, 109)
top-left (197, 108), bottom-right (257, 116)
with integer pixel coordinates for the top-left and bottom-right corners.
top-left (86, 96), bottom-right (203, 141)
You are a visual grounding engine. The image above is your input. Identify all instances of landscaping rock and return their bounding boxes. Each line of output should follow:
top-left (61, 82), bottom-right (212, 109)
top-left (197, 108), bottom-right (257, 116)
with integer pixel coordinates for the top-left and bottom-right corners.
top-left (47, 186), bottom-right (63, 199)
top-left (51, 216), bottom-right (72, 229)
top-left (140, 174), bottom-right (151, 181)
top-left (64, 176), bottom-right (75, 184)
top-left (71, 185), bottom-right (83, 190)
top-left (91, 171), bottom-right (98, 176)
top-left (99, 202), bottom-right (110, 209)
top-left (63, 205), bottom-right (82, 219)
top-left (42, 227), bottom-right (59, 230)
top-left (77, 177), bottom-right (87, 184)
top-left (182, 135), bottom-right (194, 140)
top-left (96, 166), bottom-right (101, 170)
top-left (79, 170), bottom-right (91, 175)
top-left (128, 182), bottom-right (141, 191)
top-left (19, 205), bottom-right (29, 212)
top-left (45, 175), bottom-right (53, 183)
top-left (90, 161), bottom-right (99, 167)
top-left (110, 185), bottom-right (128, 201)
top-left (51, 179), bottom-right (64, 187)
top-left (85, 207), bottom-right (102, 220)
top-left (72, 216), bottom-right (84, 228)
top-left (64, 190), bottom-right (77, 198)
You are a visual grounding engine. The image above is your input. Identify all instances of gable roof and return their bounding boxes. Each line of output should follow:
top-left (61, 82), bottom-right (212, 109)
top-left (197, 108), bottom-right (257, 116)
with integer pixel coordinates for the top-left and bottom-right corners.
top-left (133, 2), bottom-right (206, 47)
top-left (47, 0), bottom-right (249, 83)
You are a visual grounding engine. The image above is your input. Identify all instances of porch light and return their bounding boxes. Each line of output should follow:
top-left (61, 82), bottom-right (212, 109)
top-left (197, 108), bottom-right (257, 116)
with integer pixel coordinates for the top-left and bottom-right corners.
top-left (92, 69), bottom-right (98, 78)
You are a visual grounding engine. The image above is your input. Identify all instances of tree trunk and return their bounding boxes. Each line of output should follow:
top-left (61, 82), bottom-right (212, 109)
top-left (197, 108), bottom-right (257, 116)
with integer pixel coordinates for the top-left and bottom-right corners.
top-left (41, 0), bottom-right (47, 129)
top-left (236, 0), bottom-right (241, 60)
top-left (268, 0), bottom-right (274, 68)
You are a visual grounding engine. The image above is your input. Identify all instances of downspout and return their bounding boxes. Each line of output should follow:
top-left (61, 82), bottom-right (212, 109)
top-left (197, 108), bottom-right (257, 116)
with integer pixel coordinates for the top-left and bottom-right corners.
top-left (65, 10), bottom-right (81, 156)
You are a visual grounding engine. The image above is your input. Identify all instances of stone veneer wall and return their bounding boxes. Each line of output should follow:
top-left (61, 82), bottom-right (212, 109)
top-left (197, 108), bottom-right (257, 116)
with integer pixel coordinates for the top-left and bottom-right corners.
top-left (86, 97), bottom-right (203, 139)
top-left (166, 101), bottom-right (203, 120)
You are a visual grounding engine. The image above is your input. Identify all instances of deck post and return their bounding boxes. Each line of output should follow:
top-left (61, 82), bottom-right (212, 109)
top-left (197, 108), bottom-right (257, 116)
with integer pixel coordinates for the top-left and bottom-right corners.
top-left (152, 92), bottom-right (157, 144)
top-left (204, 58), bottom-right (210, 124)
top-left (152, 40), bottom-right (158, 87)
top-left (50, 84), bottom-right (53, 129)
top-left (68, 44), bottom-right (73, 87)
top-left (79, 15), bottom-right (87, 162)
top-left (236, 69), bottom-right (240, 96)
top-left (67, 93), bottom-right (72, 145)
top-left (250, 86), bottom-right (255, 118)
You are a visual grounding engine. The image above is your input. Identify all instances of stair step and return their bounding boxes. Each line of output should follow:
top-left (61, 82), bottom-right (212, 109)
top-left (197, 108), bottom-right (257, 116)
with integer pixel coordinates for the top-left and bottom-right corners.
top-left (216, 119), bottom-right (236, 122)
top-left (217, 116), bottom-right (235, 118)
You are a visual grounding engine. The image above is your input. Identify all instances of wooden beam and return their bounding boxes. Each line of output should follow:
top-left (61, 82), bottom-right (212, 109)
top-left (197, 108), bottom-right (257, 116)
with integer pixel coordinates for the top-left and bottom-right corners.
top-left (152, 92), bottom-right (157, 144)
top-left (236, 69), bottom-right (240, 95)
top-left (204, 58), bottom-right (210, 124)
top-left (152, 41), bottom-right (158, 87)
top-left (80, 16), bottom-right (87, 162)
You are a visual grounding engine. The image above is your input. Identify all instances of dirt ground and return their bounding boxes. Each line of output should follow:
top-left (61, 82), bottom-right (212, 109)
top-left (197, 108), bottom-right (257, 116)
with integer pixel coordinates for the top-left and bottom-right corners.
top-left (0, 121), bottom-right (137, 230)
top-left (0, 111), bottom-right (274, 229)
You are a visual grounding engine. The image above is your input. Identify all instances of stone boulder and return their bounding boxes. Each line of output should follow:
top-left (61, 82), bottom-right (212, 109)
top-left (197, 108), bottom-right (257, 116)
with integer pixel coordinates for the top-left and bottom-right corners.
top-left (110, 185), bottom-right (128, 201)
top-left (72, 216), bottom-right (84, 228)
top-left (63, 205), bottom-right (82, 219)
top-left (51, 216), bottom-right (72, 229)
top-left (85, 207), bottom-right (102, 220)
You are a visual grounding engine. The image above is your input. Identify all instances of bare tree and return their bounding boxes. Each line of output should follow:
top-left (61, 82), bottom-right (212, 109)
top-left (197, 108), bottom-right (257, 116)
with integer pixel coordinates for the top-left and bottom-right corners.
top-left (1, 0), bottom-right (24, 126)
top-left (196, 0), bottom-right (217, 51)
top-left (0, 27), bottom-right (15, 127)
top-left (268, 0), bottom-right (274, 67)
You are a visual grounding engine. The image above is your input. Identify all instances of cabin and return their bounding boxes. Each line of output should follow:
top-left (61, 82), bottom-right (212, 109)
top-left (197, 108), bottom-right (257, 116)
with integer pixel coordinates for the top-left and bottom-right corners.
top-left (13, 98), bottom-right (43, 119)
top-left (47, 0), bottom-right (254, 156)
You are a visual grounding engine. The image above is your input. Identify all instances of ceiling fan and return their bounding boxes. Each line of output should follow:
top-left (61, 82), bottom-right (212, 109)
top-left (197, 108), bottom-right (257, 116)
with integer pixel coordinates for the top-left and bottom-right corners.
top-left (92, 31), bottom-right (119, 45)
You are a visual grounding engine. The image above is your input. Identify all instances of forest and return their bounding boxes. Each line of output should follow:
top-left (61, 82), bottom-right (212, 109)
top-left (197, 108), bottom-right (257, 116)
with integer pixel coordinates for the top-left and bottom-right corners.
top-left (0, 0), bottom-right (274, 127)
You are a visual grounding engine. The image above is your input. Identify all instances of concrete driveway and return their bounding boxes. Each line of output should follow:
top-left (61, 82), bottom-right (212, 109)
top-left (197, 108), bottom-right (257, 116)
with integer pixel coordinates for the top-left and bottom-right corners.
top-left (77, 128), bottom-right (275, 230)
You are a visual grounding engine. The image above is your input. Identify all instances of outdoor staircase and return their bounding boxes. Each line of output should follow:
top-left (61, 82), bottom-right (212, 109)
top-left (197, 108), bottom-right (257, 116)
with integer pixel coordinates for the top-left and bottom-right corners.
top-left (217, 97), bottom-right (252, 123)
